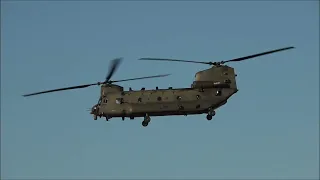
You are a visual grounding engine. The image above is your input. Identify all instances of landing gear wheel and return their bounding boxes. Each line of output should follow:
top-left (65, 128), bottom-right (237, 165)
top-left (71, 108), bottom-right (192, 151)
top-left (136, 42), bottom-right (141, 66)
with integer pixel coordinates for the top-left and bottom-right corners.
top-left (142, 114), bottom-right (151, 127)
top-left (122, 117), bottom-right (125, 121)
top-left (94, 115), bottom-right (97, 120)
top-left (206, 114), bottom-right (213, 120)
top-left (130, 116), bottom-right (134, 120)
top-left (142, 121), bottom-right (149, 127)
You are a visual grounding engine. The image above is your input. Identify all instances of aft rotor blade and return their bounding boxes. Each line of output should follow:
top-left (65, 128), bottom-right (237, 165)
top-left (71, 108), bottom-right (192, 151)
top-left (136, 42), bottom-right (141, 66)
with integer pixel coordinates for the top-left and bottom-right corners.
top-left (105, 58), bottom-right (122, 82)
top-left (23, 83), bottom-right (101, 97)
top-left (221, 46), bottom-right (295, 64)
top-left (111, 74), bottom-right (171, 83)
top-left (139, 58), bottom-right (212, 65)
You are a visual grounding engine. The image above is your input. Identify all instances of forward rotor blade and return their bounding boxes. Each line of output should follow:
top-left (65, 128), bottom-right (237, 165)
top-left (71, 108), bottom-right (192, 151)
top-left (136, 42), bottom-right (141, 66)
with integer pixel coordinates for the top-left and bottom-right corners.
top-left (139, 58), bottom-right (212, 65)
top-left (23, 83), bottom-right (101, 97)
top-left (105, 58), bottom-right (122, 82)
top-left (111, 74), bottom-right (171, 83)
top-left (221, 46), bottom-right (295, 64)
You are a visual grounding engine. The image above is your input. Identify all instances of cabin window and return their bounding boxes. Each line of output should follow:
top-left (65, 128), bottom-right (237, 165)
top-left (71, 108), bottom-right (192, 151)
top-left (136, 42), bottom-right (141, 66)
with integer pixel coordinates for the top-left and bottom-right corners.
top-left (157, 97), bottom-right (162, 101)
top-left (138, 97), bottom-right (142, 102)
top-left (176, 96), bottom-right (182, 100)
top-left (116, 98), bottom-right (123, 104)
top-left (215, 90), bottom-right (222, 96)
top-left (196, 95), bottom-right (200, 99)
top-left (104, 99), bottom-right (108, 103)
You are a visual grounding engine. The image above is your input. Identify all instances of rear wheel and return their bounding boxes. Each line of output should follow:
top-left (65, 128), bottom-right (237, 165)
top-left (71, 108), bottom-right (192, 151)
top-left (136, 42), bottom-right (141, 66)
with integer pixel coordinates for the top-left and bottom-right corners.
top-left (142, 121), bottom-right (149, 127)
top-left (206, 114), bottom-right (212, 120)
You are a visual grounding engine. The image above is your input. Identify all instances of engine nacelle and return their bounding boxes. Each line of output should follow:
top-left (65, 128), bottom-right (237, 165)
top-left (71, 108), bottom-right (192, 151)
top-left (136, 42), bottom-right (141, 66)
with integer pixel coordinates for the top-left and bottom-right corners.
top-left (191, 65), bottom-right (237, 89)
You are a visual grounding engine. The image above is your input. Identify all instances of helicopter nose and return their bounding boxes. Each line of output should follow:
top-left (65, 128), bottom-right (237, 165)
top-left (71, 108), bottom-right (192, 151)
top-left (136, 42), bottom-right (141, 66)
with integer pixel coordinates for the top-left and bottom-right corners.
top-left (90, 106), bottom-right (99, 114)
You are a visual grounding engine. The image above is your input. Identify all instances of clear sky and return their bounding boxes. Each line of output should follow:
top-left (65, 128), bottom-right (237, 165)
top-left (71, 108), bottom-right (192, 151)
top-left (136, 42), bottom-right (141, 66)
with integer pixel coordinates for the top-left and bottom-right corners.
top-left (1, 1), bottom-right (319, 179)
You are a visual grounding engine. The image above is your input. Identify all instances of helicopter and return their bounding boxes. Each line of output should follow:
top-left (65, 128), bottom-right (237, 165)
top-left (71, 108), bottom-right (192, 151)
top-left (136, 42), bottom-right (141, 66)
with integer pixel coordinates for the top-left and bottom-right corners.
top-left (23, 46), bottom-right (295, 127)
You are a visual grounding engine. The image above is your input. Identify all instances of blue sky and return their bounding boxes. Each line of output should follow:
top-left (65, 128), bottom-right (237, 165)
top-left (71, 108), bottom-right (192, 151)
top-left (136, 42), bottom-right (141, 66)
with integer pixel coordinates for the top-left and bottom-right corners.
top-left (1, 1), bottom-right (319, 179)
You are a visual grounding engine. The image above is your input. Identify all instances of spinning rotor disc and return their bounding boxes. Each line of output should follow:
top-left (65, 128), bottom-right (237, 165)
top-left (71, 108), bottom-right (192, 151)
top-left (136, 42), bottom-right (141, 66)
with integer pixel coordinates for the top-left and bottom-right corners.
top-left (23, 58), bottom-right (170, 97)
top-left (139, 46), bottom-right (295, 66)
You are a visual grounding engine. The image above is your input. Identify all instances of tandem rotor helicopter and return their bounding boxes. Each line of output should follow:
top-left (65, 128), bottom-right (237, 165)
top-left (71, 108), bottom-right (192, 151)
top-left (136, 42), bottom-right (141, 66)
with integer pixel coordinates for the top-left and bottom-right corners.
top-left (23, 46), bottom-right (295, 127)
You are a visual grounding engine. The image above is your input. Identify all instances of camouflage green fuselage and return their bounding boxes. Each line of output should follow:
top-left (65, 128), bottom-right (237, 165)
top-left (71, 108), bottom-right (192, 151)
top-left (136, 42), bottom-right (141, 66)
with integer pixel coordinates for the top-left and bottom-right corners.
top-left (92, 65), bottom-right (238, 118)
